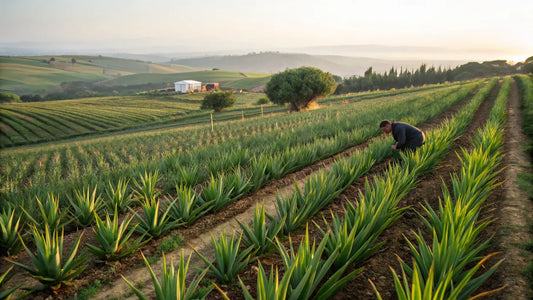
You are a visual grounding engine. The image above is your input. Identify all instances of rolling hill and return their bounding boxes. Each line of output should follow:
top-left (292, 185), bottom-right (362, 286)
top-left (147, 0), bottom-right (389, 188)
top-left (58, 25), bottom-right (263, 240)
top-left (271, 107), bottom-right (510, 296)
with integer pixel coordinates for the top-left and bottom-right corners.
top-left (171, 52), bottom-right (467, 77)
top-left (0, 55), bottom-right (206, 94)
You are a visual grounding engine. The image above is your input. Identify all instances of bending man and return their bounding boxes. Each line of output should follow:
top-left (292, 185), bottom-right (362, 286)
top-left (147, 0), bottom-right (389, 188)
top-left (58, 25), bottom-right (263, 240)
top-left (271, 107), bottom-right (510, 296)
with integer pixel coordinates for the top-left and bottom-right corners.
top-left (379, 120), bottom-right (425, 152)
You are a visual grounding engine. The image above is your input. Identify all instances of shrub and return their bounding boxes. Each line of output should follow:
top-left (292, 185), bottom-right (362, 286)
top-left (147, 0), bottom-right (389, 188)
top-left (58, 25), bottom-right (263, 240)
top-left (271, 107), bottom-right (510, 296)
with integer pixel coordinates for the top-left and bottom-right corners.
top-left (201, 91), bottom-right (237, 112)
top-left (256, 97), bottom-right (270, 105)
top-left (0, 92), bottom-right (21, 103)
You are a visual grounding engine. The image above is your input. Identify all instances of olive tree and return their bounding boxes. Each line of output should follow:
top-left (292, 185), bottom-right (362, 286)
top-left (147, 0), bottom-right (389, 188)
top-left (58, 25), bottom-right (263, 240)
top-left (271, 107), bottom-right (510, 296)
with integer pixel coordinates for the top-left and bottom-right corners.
top-left (265, 67), bottom-right (335, 111)
top-left (201, 91), bottom-right (237, 112)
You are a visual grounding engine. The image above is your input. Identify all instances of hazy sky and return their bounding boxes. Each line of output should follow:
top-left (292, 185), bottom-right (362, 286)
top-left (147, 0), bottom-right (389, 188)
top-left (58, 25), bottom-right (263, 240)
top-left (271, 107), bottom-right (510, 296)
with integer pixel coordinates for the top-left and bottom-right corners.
top-left (1, 0), bottom-right (532, 61)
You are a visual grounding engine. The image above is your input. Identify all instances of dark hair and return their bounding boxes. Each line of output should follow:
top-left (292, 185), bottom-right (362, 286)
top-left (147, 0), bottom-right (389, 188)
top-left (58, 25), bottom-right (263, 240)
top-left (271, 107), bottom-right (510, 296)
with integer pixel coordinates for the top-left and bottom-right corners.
top-left (379, 120), bottom-right (391, 128)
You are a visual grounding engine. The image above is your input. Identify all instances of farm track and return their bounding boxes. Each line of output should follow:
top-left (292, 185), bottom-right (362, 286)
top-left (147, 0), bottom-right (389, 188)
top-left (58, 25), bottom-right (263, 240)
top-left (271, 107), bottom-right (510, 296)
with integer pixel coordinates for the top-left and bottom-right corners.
top-left (482, 79), bottom-right (533, 300)
top-left (0, 83), bottom-right (486, 299)
top-left (85, 86), bottom-right (485, 299)
top-left (221, 79), bottom-right (503, 300)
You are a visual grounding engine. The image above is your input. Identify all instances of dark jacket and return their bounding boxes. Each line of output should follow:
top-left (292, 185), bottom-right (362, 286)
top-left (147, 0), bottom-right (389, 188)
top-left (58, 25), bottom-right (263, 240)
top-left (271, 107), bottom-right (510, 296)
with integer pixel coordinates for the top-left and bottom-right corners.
top-left (391, 122), bottom-right (425, 151)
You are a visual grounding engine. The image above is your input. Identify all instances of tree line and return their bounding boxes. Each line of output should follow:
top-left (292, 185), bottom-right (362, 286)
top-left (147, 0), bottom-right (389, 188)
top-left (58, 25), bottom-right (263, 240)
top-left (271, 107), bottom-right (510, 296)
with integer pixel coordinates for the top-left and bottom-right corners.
top-left (335, 58), bottom-right (533, 94)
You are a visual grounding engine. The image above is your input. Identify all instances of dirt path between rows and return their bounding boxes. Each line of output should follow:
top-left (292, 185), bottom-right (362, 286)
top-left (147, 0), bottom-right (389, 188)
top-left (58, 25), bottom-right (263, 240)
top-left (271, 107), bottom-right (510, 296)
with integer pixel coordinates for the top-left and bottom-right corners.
top-left (86, 85), bottom-right (484, 299)
top-left (483, 79), bottom-right (533, 300)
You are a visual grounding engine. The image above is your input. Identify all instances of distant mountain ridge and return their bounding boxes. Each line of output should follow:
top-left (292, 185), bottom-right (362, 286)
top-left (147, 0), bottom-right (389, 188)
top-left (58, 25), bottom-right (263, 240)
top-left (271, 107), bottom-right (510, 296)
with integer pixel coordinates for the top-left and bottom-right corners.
top-left (171, 52), bottom-right (467, 77)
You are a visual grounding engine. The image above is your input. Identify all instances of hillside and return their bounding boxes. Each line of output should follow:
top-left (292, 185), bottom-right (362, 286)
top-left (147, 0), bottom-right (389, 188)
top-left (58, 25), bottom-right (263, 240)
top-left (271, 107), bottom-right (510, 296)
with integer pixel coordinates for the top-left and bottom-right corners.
top-left (0, 55), bottom-right (205, 94)
top-left (171, 52), bottom-right (467, 77)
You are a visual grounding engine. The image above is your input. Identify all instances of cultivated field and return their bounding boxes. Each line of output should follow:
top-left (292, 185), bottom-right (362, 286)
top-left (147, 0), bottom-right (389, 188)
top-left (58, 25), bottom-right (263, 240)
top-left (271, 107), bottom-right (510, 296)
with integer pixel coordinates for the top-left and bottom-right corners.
top-left (0, 76), bottom-right (532, 300)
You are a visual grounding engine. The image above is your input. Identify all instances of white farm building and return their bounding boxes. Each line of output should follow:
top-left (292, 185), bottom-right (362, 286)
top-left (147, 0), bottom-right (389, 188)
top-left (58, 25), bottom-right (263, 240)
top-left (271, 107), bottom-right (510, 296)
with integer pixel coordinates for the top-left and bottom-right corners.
top-left (174, 80), bottom-right (202, 93)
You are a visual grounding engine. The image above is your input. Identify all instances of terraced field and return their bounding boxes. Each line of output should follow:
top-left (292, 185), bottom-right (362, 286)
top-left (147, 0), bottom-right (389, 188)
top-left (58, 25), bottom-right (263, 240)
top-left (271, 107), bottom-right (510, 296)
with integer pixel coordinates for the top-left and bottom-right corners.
top-left (0, 77), bottom-right (531, 300)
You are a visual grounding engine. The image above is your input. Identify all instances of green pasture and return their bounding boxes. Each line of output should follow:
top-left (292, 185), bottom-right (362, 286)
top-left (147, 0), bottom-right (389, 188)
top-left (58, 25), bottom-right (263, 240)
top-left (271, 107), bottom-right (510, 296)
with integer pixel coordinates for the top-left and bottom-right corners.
top-left (223, 76), bottom-right (272, 90)
top-left (96, 70), bottom-right (269, 87)
top-left (0, 56), bottom-right (210, 94)
top-left (0, 61), bottom-right (107, 93)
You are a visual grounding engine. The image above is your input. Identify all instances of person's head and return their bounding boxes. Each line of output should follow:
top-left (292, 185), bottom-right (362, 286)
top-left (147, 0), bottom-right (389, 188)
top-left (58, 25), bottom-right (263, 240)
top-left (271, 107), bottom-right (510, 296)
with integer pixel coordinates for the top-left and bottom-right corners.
top-left (380, 120), bottom-right (392, 134)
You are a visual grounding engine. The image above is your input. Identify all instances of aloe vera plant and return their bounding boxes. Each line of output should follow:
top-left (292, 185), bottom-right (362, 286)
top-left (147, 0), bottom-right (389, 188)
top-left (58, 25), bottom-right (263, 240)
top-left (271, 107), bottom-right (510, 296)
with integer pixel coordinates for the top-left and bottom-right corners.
top-left (202, 174), bottom-right (233, 212)
top-left (6, 225), bottom-right (86, 290)
top-left (372, 254), bottom-right (503, 300)
top-left (23, 193), bottom-right (69, 232)
top-left (239, 263), bottom-right (294, 300)
top-left (275, 226), bottom-right (362, 300)
top-left (131, 197), bottom-right (181, 238)
top-left (105, 178), bottom-right (135, 214)
top-left (134, 171), bottom-right (160, 203)
top-left (175, 164), bottom-right (200, 187)
top-left (237, 202), bottom-right (283, 254)
top-left (0, 206), bottom-right (23, 256)
top-left (195, 231), bottom-right (255, 284)
top-left (68, 185), bottom-right (103, 227)
top-left (249, 155), bottom-right (271, 191)
top-left (225, 167), bottom-right (252, 200)
top-left (87, 210), bottom-right (147, 260)
top-left (165, 185), bottom-right (212, 225)
top-left (123, 251), bottom-right (212, 300)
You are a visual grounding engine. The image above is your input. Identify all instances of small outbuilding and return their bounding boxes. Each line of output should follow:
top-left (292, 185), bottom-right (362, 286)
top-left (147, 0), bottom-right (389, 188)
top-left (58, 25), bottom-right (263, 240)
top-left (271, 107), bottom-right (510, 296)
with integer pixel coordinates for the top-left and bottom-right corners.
top-left (204, 83), bottom-right (219, 92)
top-left (174, 80), bottom-right (202, 93)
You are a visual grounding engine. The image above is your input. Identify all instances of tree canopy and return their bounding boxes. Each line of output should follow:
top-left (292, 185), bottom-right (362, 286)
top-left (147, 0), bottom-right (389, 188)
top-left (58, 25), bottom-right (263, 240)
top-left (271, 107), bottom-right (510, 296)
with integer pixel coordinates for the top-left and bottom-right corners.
top-left (0, 92), bottom-right (21, 103)
top-left (201, 91), bottom-right (237, 112)
top-left (265, 67), bottom-right (335, 111)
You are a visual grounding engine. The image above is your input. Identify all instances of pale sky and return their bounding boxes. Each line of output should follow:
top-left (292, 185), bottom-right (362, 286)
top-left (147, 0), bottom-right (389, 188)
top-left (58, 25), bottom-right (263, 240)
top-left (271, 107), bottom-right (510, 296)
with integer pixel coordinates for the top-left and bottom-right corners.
top-left (1, 0), bottom-right (532, 61)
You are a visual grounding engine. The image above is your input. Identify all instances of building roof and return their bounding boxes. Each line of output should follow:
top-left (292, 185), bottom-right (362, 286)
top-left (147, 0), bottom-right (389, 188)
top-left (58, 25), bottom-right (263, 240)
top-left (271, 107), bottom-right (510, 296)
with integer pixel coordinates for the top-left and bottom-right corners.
top-left (174, 80), bottom-right (201, 84)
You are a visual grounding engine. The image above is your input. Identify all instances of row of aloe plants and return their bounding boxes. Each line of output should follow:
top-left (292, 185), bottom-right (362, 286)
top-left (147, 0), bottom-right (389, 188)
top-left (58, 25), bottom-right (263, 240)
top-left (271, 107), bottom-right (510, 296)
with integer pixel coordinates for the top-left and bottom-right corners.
top-left (0, 81), bottom-right (487, 297)
top-left (115, 79), bottom-right (498, 299)
top-left (374, 77), bottom-right (510, 299)
top-left (0, 81), bottom-right (483, 257)
top-left (515, 74), bottom-right (533, 157)
top-left (231, 78), bottom-right (497, 299)
top-left (234, 77), bottom-right (498, 300)
top-left (2, 83), bottom-right (479, 220)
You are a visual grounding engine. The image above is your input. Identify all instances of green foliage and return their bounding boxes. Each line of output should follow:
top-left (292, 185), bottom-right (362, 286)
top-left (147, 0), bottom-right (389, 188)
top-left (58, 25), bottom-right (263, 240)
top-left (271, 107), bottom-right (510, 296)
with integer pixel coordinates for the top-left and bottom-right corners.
top-left (0, 92), bottom-right (21, 103)
top-left (266, 67), bottom-right (335, 111)
top-left (87, 210), bottom-right (146, 260)
top-left (336, 61), bottom-right (519, 94)
top-left (0, 206), bottom-right (23, 256)
top-left (68, 185), bottom-right (103, 227)
top-left (131, 197), bottom-right (181, 238)
top-left (202, 174), bottom-right (234, 212)
top-left (105, 179), bottom-right (135, 214)
top-left (23, 194), bottom-right (70, 232)
top-left (122, 252), bottom-right (212, 300)
top-left (237, 202), bottom-right (283, 254)
top-left (195, 231), bottom-right (254, 284)
top-left (256, 97), bottom-right (269, 105)
top-left (165, 185), bottom-right (211, 225)
top-left (75, 280), bottom-right (102, 300)
top-left (275, 227), bottom-right (362, 300)
top-left (6, 226), bottom-right (86, 290)
top-left (239, 263), bottom-right (293, 300)
top-left (201, 91), bottom-right (237, 112)
top-left (133, 171), bottom-right (160, 203)
top-left (157, 234), bottom-right (184, 254)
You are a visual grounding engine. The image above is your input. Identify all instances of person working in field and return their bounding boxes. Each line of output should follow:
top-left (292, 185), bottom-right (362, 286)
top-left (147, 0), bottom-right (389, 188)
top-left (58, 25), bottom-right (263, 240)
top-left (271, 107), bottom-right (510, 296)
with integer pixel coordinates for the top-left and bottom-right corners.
top-left (379, 120), bottom-right (425, 154)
